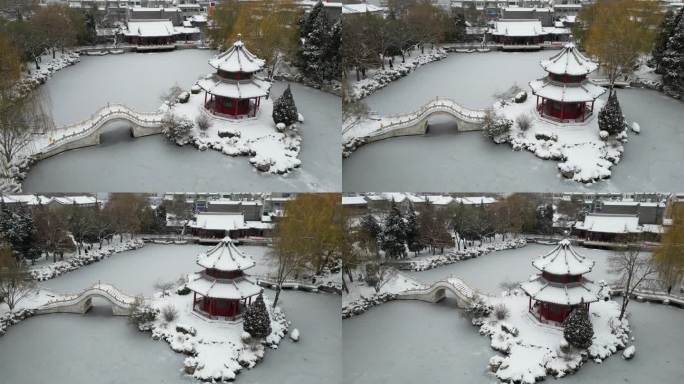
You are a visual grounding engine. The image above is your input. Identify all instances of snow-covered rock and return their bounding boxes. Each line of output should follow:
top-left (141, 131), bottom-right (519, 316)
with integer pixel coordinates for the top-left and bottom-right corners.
top-left (631, 122), bottom-right (641, 134)
top-left (599, 130), bottom-right (609, 139)
top-left (290, 328), bottom-right (300, 342)
top-left (623, 345), bottom-right (636, 360)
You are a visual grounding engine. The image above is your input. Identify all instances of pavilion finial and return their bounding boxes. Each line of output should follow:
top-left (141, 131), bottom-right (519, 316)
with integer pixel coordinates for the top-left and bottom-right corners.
top-left (237, 33), bottom-right (242, 41)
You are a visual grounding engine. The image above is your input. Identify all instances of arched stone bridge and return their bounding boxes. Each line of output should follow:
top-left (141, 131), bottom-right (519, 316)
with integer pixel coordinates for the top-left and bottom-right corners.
top-left (397, 277), bottom-right (479, 308)
top-left (347, 97), bottom-right (487, 145)
top-left (36, 104), bottom-right (165, 160)
top-left (35, 282), bottom-right (138, 316)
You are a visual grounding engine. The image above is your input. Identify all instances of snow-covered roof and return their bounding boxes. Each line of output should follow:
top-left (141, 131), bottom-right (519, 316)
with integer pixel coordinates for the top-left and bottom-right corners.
top-left (2, 195), bottom-right (51, 205)
top-left (174, 26), bottom-right (201, 34)
top-left (187, 273), bottom-right (261, 300)
top-left (53, 196), bottom-right (98, 205)
top-left (342, 4), bottom-right (385, 14)
top-left (197, 74), bottom-right (270, 99)
top-left (531, 239), bottom-right (594, 275)
top-left (426, 195), bottom-right (455, 205)
top-left (540, 43), bottom-right (599, 76)
top-left (342, 196), bottom-right (367, 206)
top-left (491, 19), bottom-right (546, 37)
top-left (208, 38), bottom-right (265, 73)
top-left (520, 274), bottom-right (601, 305)
top-left (244, 221), bottom-right (274, 230)
top-left (196, 237), bottom-right (255, 271)
top-left (602, 201), bottom-right (666, 208)
top-left (124, 20), bottom-right (175, 37)
top-left (191, 212), bottom-right (246, 232)
top-left (529, 78), bottom-right (605, 102)
top-left (455, 196), bottom-right (497, 205)
top-left (575, 213), bottom-right (641, 234)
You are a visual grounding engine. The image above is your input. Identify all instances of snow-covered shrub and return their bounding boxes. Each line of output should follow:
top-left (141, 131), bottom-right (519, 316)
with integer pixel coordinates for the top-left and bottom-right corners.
top-left (622, 345), bottom-right (635, 360)
top-left (175, 324), bottom-right (197, 336)
top-left (563, 305), bottom-right (594, 349)
top-left (599, 130), bottom-right (609, 140)
top-left (290, 328), bottom-right (300, 342)
top-left (598, 92), bottom-right (625, 136)
top-left (272, 85), bottom-right (298, 126)
top-left (128, 297), bottom-right (157, 329)
top-left (514, 91), bottom-right (528, 103)
top-left (467, 296), bottom-right (494, 318)
top-left (177, 91), bottom-right (190, 104)
top-left (630, 122), bottom-right (641, 134)
top-left (176, 286), bottom-right (191, 295)
top-left (515, 113), bottom-right (533, 131)
top-left (494, 303), bottom-right (510, 320)
top-left (534, 131), bottom-right (558, 141)
top-left (243, 294), bottom-right (271, 346)
top-left (218, 127), bottom-right (241, 138)
top-left (483, 112), bottom-right (512, 143)
top-left (195, 112), bottom-right (211, 134)
top-left (161, 113), bottom-right (193, 142)
top-left (162, 304), bottom-right (178, 323)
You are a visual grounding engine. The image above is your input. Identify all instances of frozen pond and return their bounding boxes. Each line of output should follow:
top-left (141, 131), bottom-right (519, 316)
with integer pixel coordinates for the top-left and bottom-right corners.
top-left (22, 50), bottom-right (341, 192)
top-left (344, 244), bottom-right (684, 383)
top-left (343, 51), bottom-right (684, 192)
top-left (0, 244), bottom-right (341, 384)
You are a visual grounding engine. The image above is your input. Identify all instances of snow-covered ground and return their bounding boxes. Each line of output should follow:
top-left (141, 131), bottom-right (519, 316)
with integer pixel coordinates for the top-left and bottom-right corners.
top-left (495, 96), bottom-right (629, 183)
top-left (479, 289), bottom-right (630, 383)
top-left (167, 92), bottom-right (303, 174)
top-left (146, 288), bottom-right (289, 382)
top-left (342, 270), bottom-right (425, 318)
top-left (349, 47), bottom-right (449, 101)
top-left (28, 238), bottom-right (145, 281)
top-left (405, 238), bottom-right (527, 271)
top-left (15, 50), bottom-right (81, 96)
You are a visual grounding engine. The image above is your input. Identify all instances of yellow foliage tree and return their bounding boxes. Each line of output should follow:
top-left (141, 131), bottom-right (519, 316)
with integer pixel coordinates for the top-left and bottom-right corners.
top-left (654, 203), bottom-right (684, 292)
top-left (271, 193), bottom-right (342, 306)
top-left (208, 0), bottom-right (302, 77)
top-left (581, 0), bottom-right (663, 92)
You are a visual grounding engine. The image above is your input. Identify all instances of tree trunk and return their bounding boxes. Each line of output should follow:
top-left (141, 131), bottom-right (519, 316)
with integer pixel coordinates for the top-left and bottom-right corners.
top-left (272, 285), bottom-right (282, 308)
top-left (619, 295), bottom-right (629, 320)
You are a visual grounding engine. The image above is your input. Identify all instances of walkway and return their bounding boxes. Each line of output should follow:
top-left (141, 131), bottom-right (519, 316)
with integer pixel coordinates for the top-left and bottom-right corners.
top-left (35, 282), bottom-right (138, 316)
top-left (33, 104), bottom-right (165, 160)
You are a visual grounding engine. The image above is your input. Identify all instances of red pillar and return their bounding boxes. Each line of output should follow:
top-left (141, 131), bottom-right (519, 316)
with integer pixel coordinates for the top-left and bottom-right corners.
top-left (193, 292), bottom-right (197, 309)
top-left (204, 91), bottom-right (207, 107)
top-left (560, 102), bottom-right (565, 121)
top-left (528, 296), bottom-right (531, 311)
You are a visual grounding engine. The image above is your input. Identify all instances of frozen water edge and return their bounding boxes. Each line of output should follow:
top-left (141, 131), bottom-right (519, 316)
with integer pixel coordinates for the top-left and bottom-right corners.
top-left (478, 290), bottom-right (630, 383)
top-left (167, 91), bottom-right (303, 175)
top-left (146, 288), bottom-right (289, 383)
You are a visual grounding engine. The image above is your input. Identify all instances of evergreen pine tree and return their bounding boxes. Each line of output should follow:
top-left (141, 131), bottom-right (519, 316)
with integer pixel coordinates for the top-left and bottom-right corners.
top-left (652, 10), bottom-right (679, 73)
top-left (381, 200), bottom-right (407, 259)
top-left (324, 19), bottom-right (342, 81)
top-left (598, 91), bottom-right (625, 136)
top-left (360, 213), bottom-right (381, 242)
top-left (272, 85), bottom-right (299, 126)
top-left (404, 202), bottom-right (421, 255)
top-left (301, 4), bottom-right (330, 83)
top-left (563, 303), bottom-right (594, 349)
top-left (243, 294), bottom-right (272, 340)
top-left (662, 8), bottom-right (684, 99)
top-left (300, 0), bottom-right (323, 39)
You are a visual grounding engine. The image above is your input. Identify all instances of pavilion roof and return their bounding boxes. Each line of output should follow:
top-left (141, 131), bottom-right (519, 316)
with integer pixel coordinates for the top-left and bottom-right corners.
top-left (531, 239), bottom-right (594, 275)
top-left (187, 274), bottom-right (261, 300)
top-left (490, 19), bottom-right (546, 37)
top-left (196, 237), bottom-right (256, 272)
top-left (197, 74), bottom-right (270, 99)
top-left (520, 274), bottom-right (601, 305)
top-left (209, 38), bottom-right (265, 73)
top-left (529, 78), bottom-right (605, 102)
top-left (540, 43), bottom-right (599, 76)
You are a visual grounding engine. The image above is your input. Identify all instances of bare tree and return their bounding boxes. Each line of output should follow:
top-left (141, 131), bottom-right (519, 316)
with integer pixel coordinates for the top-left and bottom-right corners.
top-left (609, 241), bottom-right (658, 320)
top-left (269, 247), bottom-right (306, 308)
top-left (0, 244), bottom-right (36, 311)
top-left (154, 279), bottom-right (175, 297)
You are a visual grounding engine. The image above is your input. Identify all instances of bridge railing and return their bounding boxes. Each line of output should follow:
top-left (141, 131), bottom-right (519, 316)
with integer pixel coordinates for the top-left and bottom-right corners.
top-left (44, 104), bottom-right (165, 149)
top-left (371, 97), bottom-right (488, 136)
top-left (40, 282), bottom-right (137, 308)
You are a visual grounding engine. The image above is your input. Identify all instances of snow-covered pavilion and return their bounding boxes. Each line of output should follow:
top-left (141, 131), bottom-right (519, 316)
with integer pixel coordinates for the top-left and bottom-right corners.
top-left (187, 237), bottom-right (262, 320)
top-left (197, 36), bottom-right (271, 118)
top-left (529, 43), bottom-right (605, 123)
top-left (521, 240), bottom-right (601, 323)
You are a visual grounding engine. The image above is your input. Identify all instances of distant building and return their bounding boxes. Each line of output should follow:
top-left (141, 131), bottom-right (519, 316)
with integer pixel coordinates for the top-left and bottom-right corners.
top-left (573, 213), bottom-right (663, 243)
top-left (502, 7), bottom-right (554, 26)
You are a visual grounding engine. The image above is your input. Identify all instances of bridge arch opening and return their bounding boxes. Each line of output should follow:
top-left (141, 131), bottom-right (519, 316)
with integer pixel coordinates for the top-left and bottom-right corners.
top-left (97, 121), bottom-right (137, 145)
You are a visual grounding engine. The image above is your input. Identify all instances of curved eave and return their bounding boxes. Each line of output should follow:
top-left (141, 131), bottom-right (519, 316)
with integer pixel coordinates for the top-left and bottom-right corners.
top-left (195, 237), bottom-right (257, 272)
top-left (540, 44), bottom-right (599, 76)
top-left (529, 78), bottom-right (606, 103)
top-left (198, 75), bottom-right (270, 100)
top-left (521, 275), bottom-right (601, 306)
top-left (187, 275), bottom-right (262, 300)
top-left (208, 41), bottom-right (265, 73)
